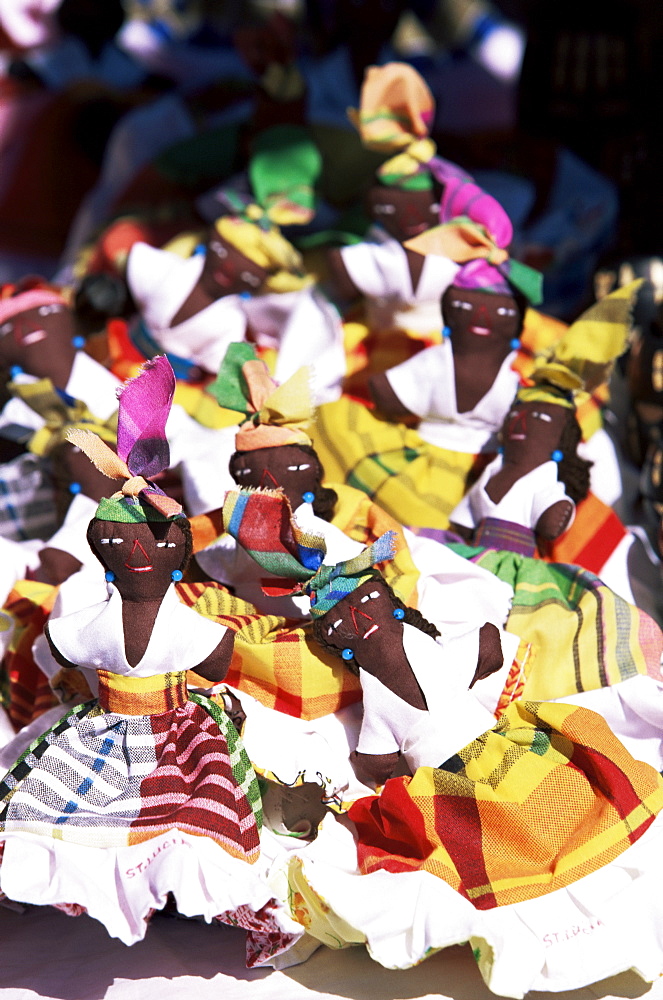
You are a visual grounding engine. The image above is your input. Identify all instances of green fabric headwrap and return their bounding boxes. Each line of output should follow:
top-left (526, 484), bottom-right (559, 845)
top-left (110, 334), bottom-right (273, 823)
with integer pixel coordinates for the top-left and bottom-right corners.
top-left (249, 125), bottom-right (322, 225)
top-left (95, 497), bottom-right (174, 523)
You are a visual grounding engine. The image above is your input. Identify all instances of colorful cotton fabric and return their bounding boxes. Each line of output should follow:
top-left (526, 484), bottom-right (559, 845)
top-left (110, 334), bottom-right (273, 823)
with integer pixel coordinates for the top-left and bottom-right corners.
top-left (347, 699), bottom-right (663, 906)
top-left (449, 545), bottom-right (663, 700)
top-left (0, 681), bottom-right (261, 859)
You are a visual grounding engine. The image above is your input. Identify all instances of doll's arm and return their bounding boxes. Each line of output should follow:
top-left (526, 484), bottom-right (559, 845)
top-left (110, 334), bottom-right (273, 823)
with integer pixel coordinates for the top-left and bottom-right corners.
top-left (44, 621), bottom-right (79, 670)
top-left (535, 499), bottom-right (574, 540)
top-left (470, 622), bottom-right (504, 687)
top-left (350, 748), bottom-right (402, 787)
top-left (368, 372), bottom-right (418, 421)
top-left (190, 627), bottom-right (235, 683)
top-left (326, 248), bottom-right (362, 306)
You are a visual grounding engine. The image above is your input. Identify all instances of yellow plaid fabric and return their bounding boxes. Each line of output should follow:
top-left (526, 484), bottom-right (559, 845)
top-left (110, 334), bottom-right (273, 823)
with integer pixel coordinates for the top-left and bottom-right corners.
top-left (348, 700), bottom-right (663, 907)
top-left (97, 670), bottom-right (188, 715)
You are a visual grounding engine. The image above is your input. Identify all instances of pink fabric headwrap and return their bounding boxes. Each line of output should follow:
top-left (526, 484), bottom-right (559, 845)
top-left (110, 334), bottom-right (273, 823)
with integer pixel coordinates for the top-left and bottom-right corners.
top-left (0, 290), bottom-right (66, 325)
top-left (452, 259), bottom-right (512, 295)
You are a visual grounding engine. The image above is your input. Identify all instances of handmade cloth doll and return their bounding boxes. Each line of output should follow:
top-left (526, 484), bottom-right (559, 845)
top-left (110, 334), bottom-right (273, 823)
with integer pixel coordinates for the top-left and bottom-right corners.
top-left (449, 369), bottom-right (591, 555)
top-left (0, 282), bottom-right (121, 549)
top-left (312, 281), bottom-right (638, 544)
top-left (126, 130), bottom-right (346, 403)
top-left (221, 488), bottom-right (520, 737)
top-left (0, 357), bottom-right (297, 955)
top-left (273, 532), bottom-right (663, 998)
top-left (325, 63), bottom-right (526, 357)
top-left (192, 345), bottom-right (367, 618)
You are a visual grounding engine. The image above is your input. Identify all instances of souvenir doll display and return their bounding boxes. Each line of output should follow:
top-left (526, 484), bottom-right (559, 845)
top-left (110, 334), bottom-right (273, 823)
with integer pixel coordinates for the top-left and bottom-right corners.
top-left (0, 356), bottom-right (301, 962)
top-left (219, 500), bottom-right (663, 996)
top-left (125, 128), bottom-right (345, 404)
top-left (325, 62), bottom-right (518, 348)
top-left (448, 368), bottom-right (591, 553)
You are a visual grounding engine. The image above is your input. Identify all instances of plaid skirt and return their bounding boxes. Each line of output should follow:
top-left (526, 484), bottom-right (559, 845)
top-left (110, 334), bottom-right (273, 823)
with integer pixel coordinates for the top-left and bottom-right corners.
top-left (347, 700), bottom-right (663, 908)
top-left (0, 677), bottom-right (261, 859)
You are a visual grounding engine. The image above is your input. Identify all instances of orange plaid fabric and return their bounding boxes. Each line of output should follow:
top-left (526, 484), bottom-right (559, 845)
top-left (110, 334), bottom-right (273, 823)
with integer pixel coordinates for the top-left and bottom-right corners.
top-left (97, 670), bottom-right (188, 715)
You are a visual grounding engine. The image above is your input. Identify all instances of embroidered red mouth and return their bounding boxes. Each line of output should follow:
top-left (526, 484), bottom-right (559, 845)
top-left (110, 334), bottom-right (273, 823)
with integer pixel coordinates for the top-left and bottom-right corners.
top-left (125, 539), bottom-right (153, 573)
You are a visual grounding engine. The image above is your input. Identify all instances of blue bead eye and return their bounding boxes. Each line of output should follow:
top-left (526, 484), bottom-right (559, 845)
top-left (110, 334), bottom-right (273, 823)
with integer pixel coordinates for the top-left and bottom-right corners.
top-left (551, 449), bottom-right (564, 463)
top-left (302, 491), bottom-right (315, 503)
top-left (392, 607), bottom-right (405, 620)
top-left (341, 648), bottom-right (354, 660)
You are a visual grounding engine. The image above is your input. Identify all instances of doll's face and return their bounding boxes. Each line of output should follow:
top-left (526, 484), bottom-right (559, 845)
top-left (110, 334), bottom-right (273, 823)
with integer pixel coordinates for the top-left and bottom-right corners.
top-left (88, 518), bottom-right (185, 597)
top-left (230, 445), bottom-right (320, 510)
top-left (201, 230), bottom-right (269, 298)
top-left (0, 301), bottom-right (76, 375)
top-left (367, 185), bottom-right (439, 242)
top-left (442, 286), bottom-right (522, 348)
top-left (500, 401), bottom-right (569, 464)
top-left (318, 578), bottom-right (400, 668)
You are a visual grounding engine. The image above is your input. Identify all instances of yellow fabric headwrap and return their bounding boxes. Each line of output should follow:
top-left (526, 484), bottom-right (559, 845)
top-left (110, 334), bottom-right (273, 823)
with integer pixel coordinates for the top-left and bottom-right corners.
top-left (348, 62), bottom-right (436, 185)
top-left (235, 361), bottom-right (314, 451)
top-left (215, 213), bottom-right (312, 293)
top-left (542, 279), bottom-right (643, 393)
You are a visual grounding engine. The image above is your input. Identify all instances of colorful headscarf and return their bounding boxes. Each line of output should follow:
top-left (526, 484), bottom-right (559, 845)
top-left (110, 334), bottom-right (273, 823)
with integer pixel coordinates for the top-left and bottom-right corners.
top-left (248, 124), bottom-right (322, 227)
top-left (214, 210), bottom-right (311, 293)
top-left (515, 280), bottom-right (643, 406)
top-left (222, 486), bottom-right (396, 614)
top-left (0, 287), bottom-right (67, 324)
top-left (66, 356), bottom-right (183, 520)
top-left (405, 223), bottom-right (543, 304)
top-left (348, 62), bottom-right (436, 191)
top-left (207, 343), bottom-right (314, 451)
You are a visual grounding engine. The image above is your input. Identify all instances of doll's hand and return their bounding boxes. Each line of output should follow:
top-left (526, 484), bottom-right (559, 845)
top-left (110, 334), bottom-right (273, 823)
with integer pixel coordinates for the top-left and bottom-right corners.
top-left (32, 547), bottom-right (82, 586)
top-left (191, 628), bottom-right (235, 683)
top-left (221, 690), bottom-right (247, 735)
top-left (535, 499), bottom-right (574, 541)
top-left (369, 373), bottom-right (418, 424)
top-left (470, 623), bottom-right (503, 688)
top-left (350, 749), bottom-right (401, 788)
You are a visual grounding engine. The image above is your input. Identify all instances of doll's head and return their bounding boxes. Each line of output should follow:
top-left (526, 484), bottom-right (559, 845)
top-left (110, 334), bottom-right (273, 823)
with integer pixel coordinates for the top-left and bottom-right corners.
top-left (505, 382), bottom-right (591, 504)
top-left (311, 569), bottom-right (439, 675)
top-left (367, 182), bottom-right (442, 243)
top-left (200, 228), bottom-right (271, 299)
top-left (229, 442), bottom-right (337, 519)
top-left (0, 286), bottom-right (77, 379)
top-left (87, 498), bottom-right (192, 600)
top-left (203, 215), bottom-right (310, 297)
top-left (442, 262), bottom-right (526, 352)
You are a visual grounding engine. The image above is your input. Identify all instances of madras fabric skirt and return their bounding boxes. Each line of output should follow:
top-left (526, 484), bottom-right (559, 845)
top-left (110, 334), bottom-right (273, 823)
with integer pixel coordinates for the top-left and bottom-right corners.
top-left (348, 700), bottom-right (663, 908)
top-left (449, 545), bottom-right (663, 701)
top-left (0, 682), bottom-right (262, 860)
